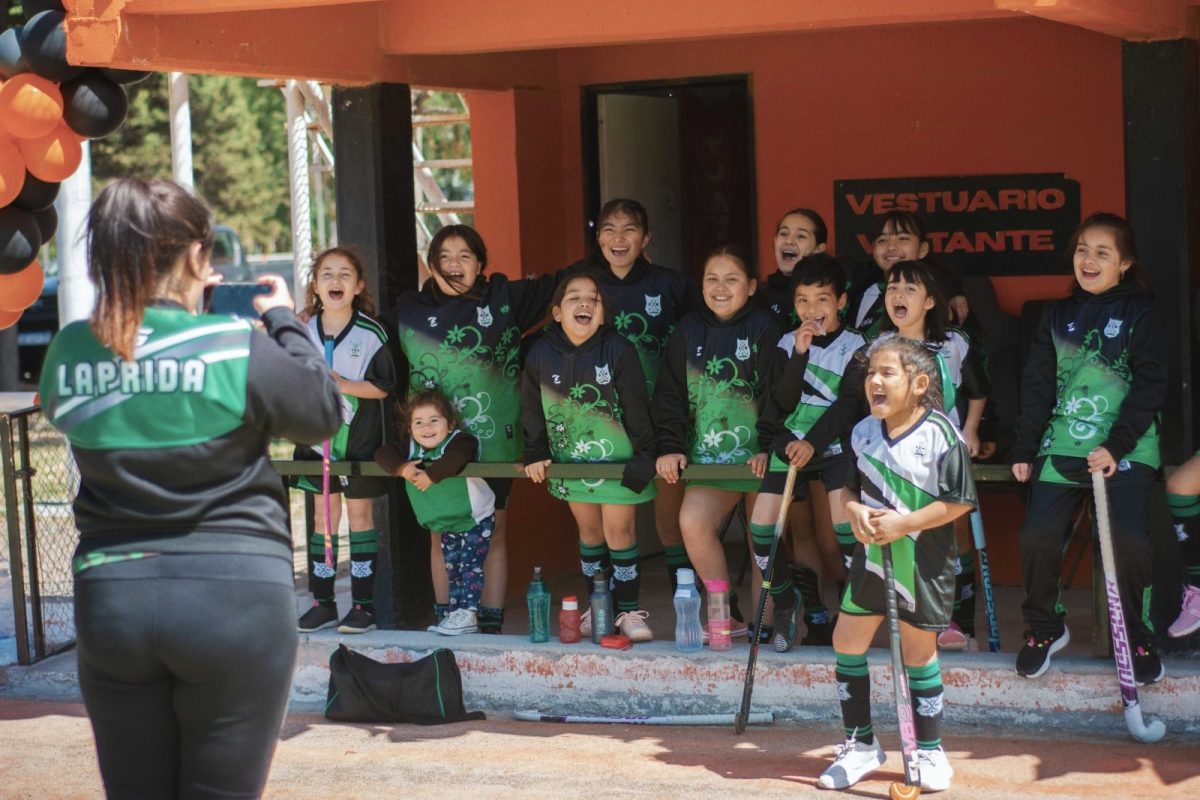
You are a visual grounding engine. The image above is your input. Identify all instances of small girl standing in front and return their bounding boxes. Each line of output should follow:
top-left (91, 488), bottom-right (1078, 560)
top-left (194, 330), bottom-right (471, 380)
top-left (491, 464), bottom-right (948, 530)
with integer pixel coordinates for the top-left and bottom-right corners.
top-left (1012, 213), bottom-right (1166, 683)
top-left (523, 272), bottom-right (659, 642)
top-left (882, 260), bottom-right (989, 649)
top-left (295, 248), bottom-right (396, 635)
top-left (374, 390), bottom-right (496, 635)
top-left (818, 334), bottom-right (975, 793)
top-left (654, 245), bottom-right (782, 639)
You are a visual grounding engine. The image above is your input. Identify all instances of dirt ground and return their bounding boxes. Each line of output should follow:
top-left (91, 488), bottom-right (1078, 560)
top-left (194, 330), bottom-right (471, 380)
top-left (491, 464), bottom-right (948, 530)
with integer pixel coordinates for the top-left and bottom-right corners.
top-left (2, 697), bottom-right (1197, 799)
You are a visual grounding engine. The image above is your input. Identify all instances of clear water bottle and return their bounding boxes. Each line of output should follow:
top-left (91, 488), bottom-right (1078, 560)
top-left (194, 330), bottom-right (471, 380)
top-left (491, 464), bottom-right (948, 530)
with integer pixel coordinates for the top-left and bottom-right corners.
top-left (526, 566), bottom-right (551, 643)
top-left (589, 570), bottom-right (614, 644)
top-left (673, 568), bottom-right (703, 653)
top-left (705, 578), bottom-right (732, 651)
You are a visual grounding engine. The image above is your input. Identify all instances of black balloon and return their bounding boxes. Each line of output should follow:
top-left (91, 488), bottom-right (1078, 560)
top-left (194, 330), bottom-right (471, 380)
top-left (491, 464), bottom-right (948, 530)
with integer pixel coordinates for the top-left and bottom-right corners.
top-left (0, 27), bottom-right (28, 80)
top-left (63, 70), bottom-right (130, 139)
top-left (13, 172), bottom-right (60, 212)
top-left (0, 206), bottom-right (42, 276)
top-left (33, 205), bottom-right (57, 243)
top-left (100, 67), bottom-right (153, 85)
top-left (23, 1), bottom-right (66, 22)
top-left (19, 10), bottom-right (84, 83)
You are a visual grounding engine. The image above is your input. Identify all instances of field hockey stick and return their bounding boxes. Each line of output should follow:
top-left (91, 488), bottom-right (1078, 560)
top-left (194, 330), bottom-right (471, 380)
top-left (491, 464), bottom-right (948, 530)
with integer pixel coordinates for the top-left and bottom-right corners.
top-left (969, 509), bottom-right (1001, 652)
top-left (515, 709), bottom-right (774, 726)
top-left (321, 336), bottom-right (335, 569)
top-left (734, 463), bottom-right (798, 735)
top-left (1091, 471), bottom-right (1167, 744)
top-left (882, 542), bottom-right (921, 799)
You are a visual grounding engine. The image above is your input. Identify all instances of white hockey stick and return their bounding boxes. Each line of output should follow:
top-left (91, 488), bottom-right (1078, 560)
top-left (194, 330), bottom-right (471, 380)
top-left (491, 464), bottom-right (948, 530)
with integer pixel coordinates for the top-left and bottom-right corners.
top-left (513, 709), bottom-right (774, 726)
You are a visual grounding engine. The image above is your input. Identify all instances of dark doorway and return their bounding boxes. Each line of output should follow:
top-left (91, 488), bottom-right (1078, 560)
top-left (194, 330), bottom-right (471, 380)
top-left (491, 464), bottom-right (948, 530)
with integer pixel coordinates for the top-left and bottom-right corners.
top-left (582, 76), bottom-right (756, 283)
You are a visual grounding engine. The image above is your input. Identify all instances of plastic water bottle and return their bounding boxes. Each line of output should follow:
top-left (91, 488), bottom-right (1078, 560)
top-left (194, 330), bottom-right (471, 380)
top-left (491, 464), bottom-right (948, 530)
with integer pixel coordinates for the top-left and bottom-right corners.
top-left (705, 578), bottom-right (732, 651)
top-left (589, 571), bottom-right (614, 644)
top-left (526, 566), bottom-right (551, 643)
top-left (559, 596), bottom-right (581, 643)
top-left (673, 568), bottom-right (703, 653)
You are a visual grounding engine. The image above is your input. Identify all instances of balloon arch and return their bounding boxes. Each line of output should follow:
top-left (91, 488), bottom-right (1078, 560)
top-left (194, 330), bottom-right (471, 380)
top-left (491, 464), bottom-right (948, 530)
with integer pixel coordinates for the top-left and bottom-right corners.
top-left (0, 4), bottom-right (144, 328)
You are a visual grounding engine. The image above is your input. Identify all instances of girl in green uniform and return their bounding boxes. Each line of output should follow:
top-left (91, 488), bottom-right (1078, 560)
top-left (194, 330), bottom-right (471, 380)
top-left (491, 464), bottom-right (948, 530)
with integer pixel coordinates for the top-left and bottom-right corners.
top-left (523, 272), bottom-right (658, 642)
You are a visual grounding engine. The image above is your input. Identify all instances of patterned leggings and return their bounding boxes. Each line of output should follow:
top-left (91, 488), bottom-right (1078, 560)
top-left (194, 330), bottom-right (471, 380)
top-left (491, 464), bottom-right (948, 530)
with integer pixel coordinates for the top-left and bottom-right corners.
top-left (441, 514), bottom-right (495, 612)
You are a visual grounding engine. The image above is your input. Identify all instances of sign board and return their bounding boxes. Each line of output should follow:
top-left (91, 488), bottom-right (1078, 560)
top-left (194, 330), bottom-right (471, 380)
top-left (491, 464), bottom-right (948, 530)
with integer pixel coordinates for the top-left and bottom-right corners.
top-left (833, 173), bottom-right (1081, 276)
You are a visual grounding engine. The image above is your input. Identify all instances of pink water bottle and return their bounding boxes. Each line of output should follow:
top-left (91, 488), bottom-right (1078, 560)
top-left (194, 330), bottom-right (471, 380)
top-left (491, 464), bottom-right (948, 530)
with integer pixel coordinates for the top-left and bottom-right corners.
top-left (705, 578), bottom-right (732, 651)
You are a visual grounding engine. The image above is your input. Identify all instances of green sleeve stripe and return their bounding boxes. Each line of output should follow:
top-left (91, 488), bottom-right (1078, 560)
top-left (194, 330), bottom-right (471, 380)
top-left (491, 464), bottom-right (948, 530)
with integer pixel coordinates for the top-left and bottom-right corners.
top-left (355, 316), bottom-right (389, 342)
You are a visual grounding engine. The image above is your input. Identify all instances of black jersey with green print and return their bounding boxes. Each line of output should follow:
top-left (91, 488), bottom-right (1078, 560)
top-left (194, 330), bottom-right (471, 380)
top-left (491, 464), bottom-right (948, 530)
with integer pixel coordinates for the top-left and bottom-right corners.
top-left (560, 255), bottom-right (693, 395)
top-left (652, 304), bottom-right (782, 476)
top-left (521, 323), bottom-right (657, 504)
top-left (392, 273), bottom-right (556, 462)
top-left (38, 303), bottom-right (341, 543)
top-left (1012, 284), bottom-right (1166, 470)
top-left (759, 268), bottom-right (800, 329)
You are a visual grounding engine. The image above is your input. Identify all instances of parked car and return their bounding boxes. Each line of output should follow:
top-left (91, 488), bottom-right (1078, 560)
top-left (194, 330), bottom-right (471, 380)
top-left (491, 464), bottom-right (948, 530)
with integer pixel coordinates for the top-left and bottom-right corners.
top-left (15, 225), bottom-right (252, 382)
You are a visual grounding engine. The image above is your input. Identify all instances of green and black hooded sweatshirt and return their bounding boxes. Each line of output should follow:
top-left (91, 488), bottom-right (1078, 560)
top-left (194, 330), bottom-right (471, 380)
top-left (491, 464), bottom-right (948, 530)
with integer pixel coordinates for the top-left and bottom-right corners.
top-left (1012, 282), bottom-right (1165, 471)
top-left (560, 254), bottom-right (696, 395)
top-left (521, 322), bottom-right (657, 504)
top-left (391, 272), bottom-right (556, 463)
top-left (759, 268), bottom-right (801, 329)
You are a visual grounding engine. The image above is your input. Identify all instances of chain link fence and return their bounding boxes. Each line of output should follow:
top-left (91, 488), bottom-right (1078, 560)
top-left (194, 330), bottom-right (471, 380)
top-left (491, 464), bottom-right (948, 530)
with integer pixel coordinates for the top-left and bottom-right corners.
top-left (2, 406), bottom-right (78, 665)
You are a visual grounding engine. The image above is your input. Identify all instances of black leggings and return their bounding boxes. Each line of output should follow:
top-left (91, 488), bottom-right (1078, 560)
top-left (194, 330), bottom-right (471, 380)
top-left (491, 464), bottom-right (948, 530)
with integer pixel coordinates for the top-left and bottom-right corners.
top-left (74, 545), bottom-right (297, 799)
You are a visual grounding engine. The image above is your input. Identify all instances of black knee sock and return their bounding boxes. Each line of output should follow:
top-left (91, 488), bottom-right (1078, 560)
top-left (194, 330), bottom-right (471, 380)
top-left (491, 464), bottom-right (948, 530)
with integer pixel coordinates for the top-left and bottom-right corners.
top-left (478, 606), bottom-right (504, 634)
top-left (349, 528), bottom-right (378, 608)
top-left (834, 650), bottom-right (873, 744)
top-left (664, 543), bottom-right (693, 591)
top-left (1168, 493), bottom-right (1200, 587)
top-left (834, 522), bottom-right (856, 571)
top-left (951, 549), bottom-right (976, 635)
top-left (610, 544), bottom-right (641, 613)
top-left (907, 660), bottom-right (945, 750)
top-left (308, 530), bottom-right (339, 604)
top-left (579, 541), bottom-right (611, 599)
top-left (791, 563), bottom-right (829, 625)
top-left (750, 522), bottom-right (795, 610)
top-left (434, 603), bottom-right (450, 622)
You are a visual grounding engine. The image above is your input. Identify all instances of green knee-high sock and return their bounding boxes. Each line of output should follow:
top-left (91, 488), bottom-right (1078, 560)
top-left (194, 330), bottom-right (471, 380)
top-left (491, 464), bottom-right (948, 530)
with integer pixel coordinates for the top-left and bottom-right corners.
top-left (579, 541), bottom-right (611, 598)
top-left (834, 522), bottom-right (856, 571)
top-left (664, 543), bottom-right (693, 591)
top-left (907, 660), bottom-right (945, 750)
top-left (790, 563), bottom-right (829, 625)
top-left (610, 544), bottom-right (641, 613)
top-left (834, 650), bottom-right (873, 744)
top-left (478, 606), bottom-right (504, 634)
top-left (349, 529), bottom-right (378, 606)
top-left (951, 549), bottom-right (976, 635)
top-left (750, 521), bottom-right (795, 610)
top-left (308, 530), bottom-right (340, 604)
top-left (1168, 493), bottom-right (1200, 587)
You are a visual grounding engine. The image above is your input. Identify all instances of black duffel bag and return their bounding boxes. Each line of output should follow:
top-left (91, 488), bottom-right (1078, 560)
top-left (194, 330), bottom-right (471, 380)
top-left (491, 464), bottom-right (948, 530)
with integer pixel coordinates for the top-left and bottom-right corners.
top-left (324, 644), bottom-right (486, 724)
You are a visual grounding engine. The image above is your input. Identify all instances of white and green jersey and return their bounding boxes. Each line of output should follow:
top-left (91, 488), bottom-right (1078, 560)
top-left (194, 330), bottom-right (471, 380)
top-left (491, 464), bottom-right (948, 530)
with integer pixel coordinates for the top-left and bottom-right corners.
top-left (841, 408), bottom-right (977, 630)
top-left (405, 430), bottom-right (495, 533)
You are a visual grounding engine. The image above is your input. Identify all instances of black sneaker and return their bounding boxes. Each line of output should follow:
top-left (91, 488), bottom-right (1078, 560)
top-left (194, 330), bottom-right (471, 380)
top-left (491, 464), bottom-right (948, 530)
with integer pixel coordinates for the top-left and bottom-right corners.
top-left (298, 601), bottom-right (338, 632)
top-left (1133, 644), bottom-right (1166, 686)
top-left (771, 595), bottom-right (799, 653)
top-left (1015, 625), bottom-right (1070, 678)
top-left (337, 604), bottom-right (376, 634)
top-left (802, 620), bottom-right (835, 647)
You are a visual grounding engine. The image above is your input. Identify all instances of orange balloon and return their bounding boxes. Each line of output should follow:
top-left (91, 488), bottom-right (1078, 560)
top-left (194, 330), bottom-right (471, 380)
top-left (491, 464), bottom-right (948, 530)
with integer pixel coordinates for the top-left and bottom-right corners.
top-left (18, 123), bottom-right (81, 183)
top-left (0, 73), bottom-right (64, 141)
top-left (0, 306), bottom-right (22, 331)
top-left (0, 260), bottom-right (45, 312)
top-left (0, 137), bottom-right (25, 207)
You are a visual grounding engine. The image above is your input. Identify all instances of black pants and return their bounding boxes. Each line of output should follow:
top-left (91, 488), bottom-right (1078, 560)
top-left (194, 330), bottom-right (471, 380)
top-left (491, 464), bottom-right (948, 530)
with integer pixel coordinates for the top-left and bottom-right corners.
top-left (74, 538), bottom-right (297, 799)
top-left (1019, 456), bottom-right (1155, 644)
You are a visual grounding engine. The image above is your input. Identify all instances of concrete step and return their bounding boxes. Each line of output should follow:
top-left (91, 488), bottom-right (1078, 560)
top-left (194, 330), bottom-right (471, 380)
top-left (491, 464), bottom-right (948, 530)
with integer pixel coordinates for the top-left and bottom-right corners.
top-left (4, 630), bottom-right (1198, 741)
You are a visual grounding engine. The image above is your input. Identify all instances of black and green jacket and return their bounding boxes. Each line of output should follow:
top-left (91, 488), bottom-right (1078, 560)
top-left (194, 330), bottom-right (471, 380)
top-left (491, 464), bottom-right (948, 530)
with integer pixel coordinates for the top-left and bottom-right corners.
top-left (651, 303), bottom-right (782, 464)
top-left (1012, 283), bottom-right (1165, 468)
top-left (560, 254), bottom-right (695, 395)
top-left (39, 303), bottom-right (341, 545)
top-left (521, 323), bottom-right (657, 503)
top-left (391, 273), bottom-right (556, 462)
top-left (758, 268), bottom-right (800, 329)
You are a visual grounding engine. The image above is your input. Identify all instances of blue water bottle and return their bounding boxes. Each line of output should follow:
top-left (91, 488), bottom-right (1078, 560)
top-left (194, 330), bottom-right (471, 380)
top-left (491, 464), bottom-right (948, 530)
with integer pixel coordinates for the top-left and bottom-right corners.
top-left (526, 566), bottom-right (551, 643)
top-left (673, 568), bottom-right (704, 652)
top-left (589, 570), bottom-right (614, 644)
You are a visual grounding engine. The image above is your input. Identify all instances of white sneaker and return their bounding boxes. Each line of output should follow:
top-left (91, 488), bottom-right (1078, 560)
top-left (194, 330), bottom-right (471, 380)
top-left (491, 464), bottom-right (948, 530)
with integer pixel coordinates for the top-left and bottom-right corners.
top-left (615, 610), bottom-right (654, 643)
top-left (818, 737), bottom-right (886, 789)
top-left (434, 608), bottom-right (478, 636)
top-left (916, 746), bottom-right (954, 792)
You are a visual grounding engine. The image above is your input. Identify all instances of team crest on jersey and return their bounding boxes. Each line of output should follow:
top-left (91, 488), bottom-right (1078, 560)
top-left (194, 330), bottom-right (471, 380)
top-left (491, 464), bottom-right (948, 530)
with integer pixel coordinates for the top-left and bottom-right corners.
top-left (735, 338), bottom-right (751, 361)
top-left (645, 294), bottom-right (662, 317)
top-left (595, 364), bottom-right (612, 385)
top-left (913, 443), bottom-right (927, 458)
top-left (350, 341), bottom-right (362, 358)
top-left (1103, 318), bottom-right (1122, 338)
top-left (476, 306), bottom-right (494, 327)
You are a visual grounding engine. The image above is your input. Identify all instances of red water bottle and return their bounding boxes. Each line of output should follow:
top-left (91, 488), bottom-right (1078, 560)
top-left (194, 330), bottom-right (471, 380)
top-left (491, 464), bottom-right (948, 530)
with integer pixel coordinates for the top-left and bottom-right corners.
top-left (559, 595), bottom-right (581, 643)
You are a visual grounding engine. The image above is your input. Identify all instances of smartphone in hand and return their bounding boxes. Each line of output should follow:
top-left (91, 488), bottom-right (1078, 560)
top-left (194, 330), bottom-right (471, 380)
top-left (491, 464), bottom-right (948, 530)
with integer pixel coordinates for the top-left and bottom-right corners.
top-left (205, 283), bottom-right (271, 319)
